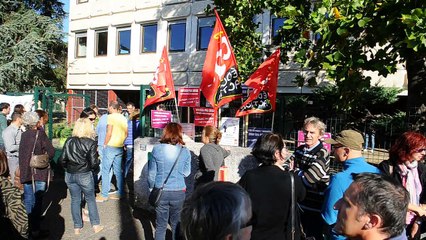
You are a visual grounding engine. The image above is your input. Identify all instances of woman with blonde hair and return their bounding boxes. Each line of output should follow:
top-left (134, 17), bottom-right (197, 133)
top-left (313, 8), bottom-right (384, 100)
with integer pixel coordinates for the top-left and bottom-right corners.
top-left (195, 125), bottom-right (230, 188)
top-left (59, 118), bottom-right (103, 234)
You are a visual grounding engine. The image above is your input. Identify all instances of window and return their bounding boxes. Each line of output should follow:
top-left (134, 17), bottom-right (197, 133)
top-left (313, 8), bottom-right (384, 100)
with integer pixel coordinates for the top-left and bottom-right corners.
top-left (141, 24), bottom-right (157, 53)
top-left (271, 17), bottom-right (285, 45)
top-left (95, 29), bottom-right (108, 56)
top-left (75, 32), bottom-right (87, 57)
top-left (168, 21), bottom-right (186, 52)
top-left (117, 27), bottom-right (131, 55)
top-left (197, 17), bottom-right (215, 50)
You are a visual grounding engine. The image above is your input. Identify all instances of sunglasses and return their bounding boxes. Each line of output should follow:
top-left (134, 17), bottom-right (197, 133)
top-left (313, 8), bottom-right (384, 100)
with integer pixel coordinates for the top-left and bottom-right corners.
top-left (415, 148), bottom-right (426, 153)
top-left (240, 217), bottom-right (256, 229)
top-left (89, 117), bottom-right (96, 121)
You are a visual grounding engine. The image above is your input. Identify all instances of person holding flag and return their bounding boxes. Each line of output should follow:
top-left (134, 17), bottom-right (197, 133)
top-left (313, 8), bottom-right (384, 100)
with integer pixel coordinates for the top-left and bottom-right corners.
top-left (200, 9), bottom-right (242, 121)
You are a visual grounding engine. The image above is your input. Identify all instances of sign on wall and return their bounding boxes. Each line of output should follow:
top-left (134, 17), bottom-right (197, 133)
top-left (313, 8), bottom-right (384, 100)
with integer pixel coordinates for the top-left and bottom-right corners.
top-left (194, 107), bottom-right (216, 127)
top-left (247, 128), bottom-right (272, 148)
top-left (219, 117), bottom-right (240, 146)
top-left (151, 110), bottom-right (172, 129)
top-left (178, 87), bottom-right (200, 107)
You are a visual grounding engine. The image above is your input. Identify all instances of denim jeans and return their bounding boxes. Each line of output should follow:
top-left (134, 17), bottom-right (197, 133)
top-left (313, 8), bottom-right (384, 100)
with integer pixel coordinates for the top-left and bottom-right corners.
top-left (124, 145), bottom-right (133, 178)
top-left (65, 171), bottom-right (100, 228)
top-left (155, 191), bottom-right (185, 240)
top-left (97, 145), bottom-right (113, 185)
top-left (23, 181), bottom-right (46, 232)
top-left (101, 146), bottom-right (123, 197)
top-left (364, 133), bottom-right (375, 150)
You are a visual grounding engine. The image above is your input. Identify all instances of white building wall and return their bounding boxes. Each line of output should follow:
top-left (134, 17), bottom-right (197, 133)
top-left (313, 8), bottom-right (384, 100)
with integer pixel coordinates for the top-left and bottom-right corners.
top-left (67, 0), bottom-right (407, 94)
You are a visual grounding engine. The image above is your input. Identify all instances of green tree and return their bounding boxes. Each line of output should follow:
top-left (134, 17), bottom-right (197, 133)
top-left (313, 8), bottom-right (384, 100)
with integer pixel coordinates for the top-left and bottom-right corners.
top-left (212, 0), bottom-right (426, 112)
top-left (0, 0), bottom-right (66, 92)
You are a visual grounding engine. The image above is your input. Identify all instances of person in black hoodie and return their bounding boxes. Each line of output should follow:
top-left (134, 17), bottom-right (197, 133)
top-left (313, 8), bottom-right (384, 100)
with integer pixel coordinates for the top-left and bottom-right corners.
top-left (60, 118), bottom-right (104, 235)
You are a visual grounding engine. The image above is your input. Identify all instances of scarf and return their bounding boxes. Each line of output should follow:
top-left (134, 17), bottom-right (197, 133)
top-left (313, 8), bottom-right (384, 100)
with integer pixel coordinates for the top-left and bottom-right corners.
top-left (399, 161), bottom-right (422, 224)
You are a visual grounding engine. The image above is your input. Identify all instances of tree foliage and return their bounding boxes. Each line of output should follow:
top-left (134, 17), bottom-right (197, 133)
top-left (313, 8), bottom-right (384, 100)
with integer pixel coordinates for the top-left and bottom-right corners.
top-left (0, 0), bottom-right (66, 93)
top-left (212, 0), bottom-right (426, 111)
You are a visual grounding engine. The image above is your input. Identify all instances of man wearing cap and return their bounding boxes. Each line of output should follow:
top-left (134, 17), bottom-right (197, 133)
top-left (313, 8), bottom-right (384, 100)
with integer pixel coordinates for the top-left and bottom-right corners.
top-left (322, 129), bottom-right (381, 240)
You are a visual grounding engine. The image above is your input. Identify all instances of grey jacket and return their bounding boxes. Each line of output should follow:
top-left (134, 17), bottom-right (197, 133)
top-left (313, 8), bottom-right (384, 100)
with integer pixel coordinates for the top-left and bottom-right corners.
top-left (196, 143), bottom-right (230, 183)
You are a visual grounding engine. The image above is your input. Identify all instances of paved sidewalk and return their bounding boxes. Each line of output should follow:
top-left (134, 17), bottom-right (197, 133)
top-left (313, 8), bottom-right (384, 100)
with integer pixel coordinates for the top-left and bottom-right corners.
top-left (40, 176), bottom-right (160, 240)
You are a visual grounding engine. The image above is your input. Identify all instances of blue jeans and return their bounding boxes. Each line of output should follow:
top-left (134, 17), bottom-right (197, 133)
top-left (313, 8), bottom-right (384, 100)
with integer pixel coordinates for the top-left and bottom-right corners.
top-left (97, 145), bottom-right (113, 184)
top-left (155, 191), bottom-right (185, 240)
top-left (65, 172), bottom-right (100, 228)
top-left (364, 133), bottom-right (375, 150)
top-left (23, 181), bottom-right (46, 232)
top-left (124, 145), bottom-right (133, 178)
top-left (101, 146), bottom-right (124, 197)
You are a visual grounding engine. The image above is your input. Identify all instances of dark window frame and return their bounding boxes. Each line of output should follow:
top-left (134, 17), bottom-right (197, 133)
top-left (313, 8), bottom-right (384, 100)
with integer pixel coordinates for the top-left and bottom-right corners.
top-left (117, 27), bottom-right (131, 55)
top-left (168, 20), bottom-right (186, 52)
top-left (197, 16), bottom-right (215, 51)
top-left (95, 29), bottom-right (108, 57)
top-left (75, 32), bottom-right (87, 58)
top-left (141, 23), bottom-right (158, 53)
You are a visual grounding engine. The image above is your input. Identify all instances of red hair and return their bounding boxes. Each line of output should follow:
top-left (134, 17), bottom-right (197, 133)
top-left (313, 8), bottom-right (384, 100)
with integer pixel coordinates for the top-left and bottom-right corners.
top-left (389, 132), bottom-right (426, 163)
top-left (160, 122), bottom-right (185, 145)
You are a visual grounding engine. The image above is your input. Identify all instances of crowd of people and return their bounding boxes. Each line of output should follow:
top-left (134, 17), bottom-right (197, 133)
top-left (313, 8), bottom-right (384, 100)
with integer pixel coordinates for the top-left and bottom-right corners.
top-left (0, 100), bottom-right (425, 240)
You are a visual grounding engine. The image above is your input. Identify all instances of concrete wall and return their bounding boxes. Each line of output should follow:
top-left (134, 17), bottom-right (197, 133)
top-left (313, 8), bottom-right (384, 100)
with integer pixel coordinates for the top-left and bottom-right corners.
top-left (133, 137), bottom-right (258, 208)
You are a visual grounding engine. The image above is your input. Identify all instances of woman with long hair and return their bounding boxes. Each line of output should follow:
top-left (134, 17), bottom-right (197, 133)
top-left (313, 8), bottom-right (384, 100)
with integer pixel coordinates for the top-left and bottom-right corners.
top-left (60, 118), bottom-right (103, 234)
top-left (239, 133), bottom-right (306, 240)
top-left (379, 131), bottom-right (426, 240)
top-left (148, 122), bottom-right (191, 240)
top-left (195, 125), bottom-right (230, 188)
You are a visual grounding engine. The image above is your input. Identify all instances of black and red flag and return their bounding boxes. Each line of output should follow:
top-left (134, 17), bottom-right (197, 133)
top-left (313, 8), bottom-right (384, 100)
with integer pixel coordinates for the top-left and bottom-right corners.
top-left (235, 48), bottom-right (280, 117)
top-left (200, 9), bottom-right (242, 109)
top-left (144, 46), bottom-right (176, 108)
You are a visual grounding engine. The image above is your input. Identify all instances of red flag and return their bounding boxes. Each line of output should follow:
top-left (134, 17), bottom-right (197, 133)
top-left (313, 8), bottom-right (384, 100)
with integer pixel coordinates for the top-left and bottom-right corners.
top-left (235, 48), bottom-right (280, 117)
top-left (144, 46), bottom-right (176, 108)
top-left (200, 9), bottom-right (242, 109)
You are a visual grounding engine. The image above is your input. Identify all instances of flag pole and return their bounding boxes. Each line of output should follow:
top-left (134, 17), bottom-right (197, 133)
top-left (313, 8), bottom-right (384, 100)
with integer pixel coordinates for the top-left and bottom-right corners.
top-left (271, 111), bottom-right (275, 132)
top-left (174, 97), bottom-right (180, 123)
top-left (244, 114), bottom-right (249, 147)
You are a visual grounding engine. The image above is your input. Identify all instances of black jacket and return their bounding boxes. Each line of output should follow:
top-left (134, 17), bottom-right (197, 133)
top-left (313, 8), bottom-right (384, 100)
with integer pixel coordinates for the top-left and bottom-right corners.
top-left (60, 137), bottom-right (99, 174)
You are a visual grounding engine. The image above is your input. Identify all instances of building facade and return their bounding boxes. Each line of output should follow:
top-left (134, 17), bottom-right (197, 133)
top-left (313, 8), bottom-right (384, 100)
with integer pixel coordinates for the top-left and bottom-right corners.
top-left (67, 0), bottom-right (407, 113)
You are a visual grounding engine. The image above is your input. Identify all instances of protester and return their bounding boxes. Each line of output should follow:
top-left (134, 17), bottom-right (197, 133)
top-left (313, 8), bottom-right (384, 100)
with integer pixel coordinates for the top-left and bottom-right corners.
top-left (180, 181), bottom-right (252, 240)
top-left (322, 130), bottom-right (381, 240)
top-left (2, 112), bottom-right (23, 184)
top-left (378, 132), bottom-right (426, 240)
top-left (96, 101), bottom-right (127, 202)
top-left (148, 122), bottom-right (191, 240)
top-left (239, 133), bottom-right (306, 240)
top-left (0, 150), bottom-right (28, 239)
top-left (13, 104), bottom-right (26, 114)
top-left (194, 125), bottom-right (230, 188)
top-left (0, 102), bottom-right (11, 151)
top-left (124, 108), bottom-right (140, 178)
top-left (60, 118), bottom-right (103, 235)
top-left (125, 102), bottom-right (136, 120)
top-left (334, 173), bottom-right (409, 240)
top-left (95, 110), bottom-right (113, 193)
top-left (19, 111), bottom-right (55, 238)
top-left (290, 116), bottom-right (330, 239)
top-left (35, 109), bottom-right (48, 131)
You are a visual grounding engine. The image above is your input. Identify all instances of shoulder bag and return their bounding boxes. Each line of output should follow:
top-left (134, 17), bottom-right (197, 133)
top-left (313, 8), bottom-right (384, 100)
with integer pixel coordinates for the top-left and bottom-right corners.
top-left (29, 131), bottom-right (50, 169)
top-left (290, 173), bottom-right (315, 240)
top-left (29, 130), bottom-right (51, 193)
top-left (148, 146), bottom-right (184, 207)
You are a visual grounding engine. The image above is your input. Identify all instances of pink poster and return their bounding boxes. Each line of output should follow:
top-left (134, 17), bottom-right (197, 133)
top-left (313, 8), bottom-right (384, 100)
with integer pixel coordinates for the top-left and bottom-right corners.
top-left (297, 130), bottom-right (332, 152)
top-left (151, 110), bottom-right (172, 129)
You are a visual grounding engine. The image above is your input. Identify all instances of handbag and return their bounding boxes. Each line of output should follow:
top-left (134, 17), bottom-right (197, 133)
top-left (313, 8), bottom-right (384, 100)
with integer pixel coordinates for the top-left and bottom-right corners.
top-left (29, 130), bottom-right (51, 193)
top-left (29, 131), bottom-right (50, 169)
top-left (148, 146), bottom-right (184, 207)
top-left (290, 173), bottom-right (316, 240)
